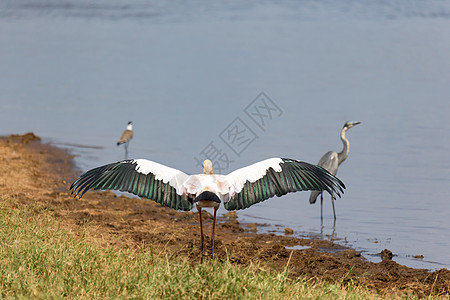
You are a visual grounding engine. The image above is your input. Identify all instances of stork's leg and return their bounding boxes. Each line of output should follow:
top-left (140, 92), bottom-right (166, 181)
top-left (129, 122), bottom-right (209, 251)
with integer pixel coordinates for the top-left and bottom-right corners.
top-left (199, 208), bottom-right (204, 262)
top-left (331, 196), bottom-right (336, 220)
top-left (211, 206), bottom-right (218, 258)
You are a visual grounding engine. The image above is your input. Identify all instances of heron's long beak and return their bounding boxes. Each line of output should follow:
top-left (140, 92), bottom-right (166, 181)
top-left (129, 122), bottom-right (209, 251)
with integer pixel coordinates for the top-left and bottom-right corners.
top-left (347, 121), bottom-right (361, 128)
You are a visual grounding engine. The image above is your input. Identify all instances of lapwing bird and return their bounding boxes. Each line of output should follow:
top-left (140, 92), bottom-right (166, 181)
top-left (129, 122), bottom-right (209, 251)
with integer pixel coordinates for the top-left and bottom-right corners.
top-left (309, 121), bottom-right (360, 220)
top-left (117, 121), bottom-right (133, 159)
top-left (70, 157), bottom-right (345, 260)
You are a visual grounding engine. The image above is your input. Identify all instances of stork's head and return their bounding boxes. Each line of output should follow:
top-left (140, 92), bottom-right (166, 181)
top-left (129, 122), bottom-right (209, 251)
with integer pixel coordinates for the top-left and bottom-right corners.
top-left (343, 121), bottom-right (361, 130)
top-left (202, 159), bottom-right (213, 175)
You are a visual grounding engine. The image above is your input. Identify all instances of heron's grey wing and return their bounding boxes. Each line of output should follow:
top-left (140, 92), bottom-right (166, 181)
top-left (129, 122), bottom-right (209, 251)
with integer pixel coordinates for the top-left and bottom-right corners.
top-left (224, 158), bottom-right (345, 211)
top-left (70, 159), bottom-right (193, 211)
top-left (309, 190), bottom-right (322, 204)
top-left (309, 151), bottom-right (339, 204)
top-left (317, 151), bottom-right (339, 175)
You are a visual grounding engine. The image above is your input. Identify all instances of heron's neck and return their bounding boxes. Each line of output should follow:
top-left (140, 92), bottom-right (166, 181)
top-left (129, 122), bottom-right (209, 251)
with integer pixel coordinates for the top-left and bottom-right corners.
top-left (126, 124), bottom-right (133, 131)
top-left (337, 128), bottom-right (349, 165)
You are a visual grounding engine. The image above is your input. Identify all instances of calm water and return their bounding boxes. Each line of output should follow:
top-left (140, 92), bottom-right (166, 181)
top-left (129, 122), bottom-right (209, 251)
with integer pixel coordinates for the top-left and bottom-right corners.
top-left (1, 0), bottom-right (449, 270)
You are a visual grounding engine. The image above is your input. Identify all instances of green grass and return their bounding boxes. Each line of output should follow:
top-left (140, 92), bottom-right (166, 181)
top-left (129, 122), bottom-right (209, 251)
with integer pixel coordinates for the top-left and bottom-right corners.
top-left (0, 196), bottom-right (421, 299)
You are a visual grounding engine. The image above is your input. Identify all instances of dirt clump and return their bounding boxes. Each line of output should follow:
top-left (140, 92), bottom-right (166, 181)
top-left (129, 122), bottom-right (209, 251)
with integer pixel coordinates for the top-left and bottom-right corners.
top-left (1, 134), bottom-right (449, 297)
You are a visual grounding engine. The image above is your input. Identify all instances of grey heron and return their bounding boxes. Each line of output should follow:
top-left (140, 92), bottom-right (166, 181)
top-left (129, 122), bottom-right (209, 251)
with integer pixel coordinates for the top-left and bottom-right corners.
top-left (70, 157), bottom-right (345, 260)
top-left (117, 121), bottom-right (133, 159)
top-left (309, 121), bottom-right (360, 220)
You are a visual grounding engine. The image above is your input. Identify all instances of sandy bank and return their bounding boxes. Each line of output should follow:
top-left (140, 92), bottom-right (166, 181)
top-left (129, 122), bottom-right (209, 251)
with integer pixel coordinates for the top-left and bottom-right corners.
top-left (1, 133), bottom-right (449, 297)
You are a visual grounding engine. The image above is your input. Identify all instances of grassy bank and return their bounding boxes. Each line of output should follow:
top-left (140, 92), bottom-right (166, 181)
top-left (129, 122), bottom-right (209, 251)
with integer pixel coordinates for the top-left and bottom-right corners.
top-left (0, 196), bottom-right (420, 299)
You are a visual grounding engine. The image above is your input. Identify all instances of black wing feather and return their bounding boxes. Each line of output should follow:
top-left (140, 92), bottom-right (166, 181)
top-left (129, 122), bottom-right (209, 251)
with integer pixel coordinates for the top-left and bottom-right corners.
top-left (224, 158), bottom-right (345, 211)
top-left (70, 160), bottom-right (193, 211)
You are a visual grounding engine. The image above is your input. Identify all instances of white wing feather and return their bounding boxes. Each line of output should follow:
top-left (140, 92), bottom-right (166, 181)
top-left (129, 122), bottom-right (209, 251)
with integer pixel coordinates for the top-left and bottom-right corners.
top-left (134, 158), bottom-right (284, 200)
top-left (225, 158), bottom-right (283, 197)
top-left (134, 159), bottom-right (189, 195)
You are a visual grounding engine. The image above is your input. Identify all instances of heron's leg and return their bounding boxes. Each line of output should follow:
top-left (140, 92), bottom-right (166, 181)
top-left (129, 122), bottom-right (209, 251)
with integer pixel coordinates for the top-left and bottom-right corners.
top-left (320, 192), bottom-right (323, 220)
top-left (331, 196), bottom-right (336, 220)
top-left (320, 214), bottom-right (324, 236)
top-left (331, 198), bottom-right (336, 235)
top-left (199, 208), bottom-right (204, 261)
top-left (211, 207), bottom-right (218, 258)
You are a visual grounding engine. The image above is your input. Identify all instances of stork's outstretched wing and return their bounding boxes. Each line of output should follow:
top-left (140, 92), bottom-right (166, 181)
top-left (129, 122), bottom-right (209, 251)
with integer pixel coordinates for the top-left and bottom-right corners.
top-left (309, 151), bottom-right (339, 204)
top-left (224, 158), bottom-right (345, 210)
top-left (70, 159), bottom-right (193, 211)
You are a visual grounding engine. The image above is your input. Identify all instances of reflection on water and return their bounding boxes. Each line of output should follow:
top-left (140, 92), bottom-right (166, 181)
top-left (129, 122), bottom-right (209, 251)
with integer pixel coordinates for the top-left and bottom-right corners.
top-left (1, 0), bottom-right (450, 270)
top-left (2, 0), bottom-right (450, 21)
top-left (286, 245), bottom-right (311, 251)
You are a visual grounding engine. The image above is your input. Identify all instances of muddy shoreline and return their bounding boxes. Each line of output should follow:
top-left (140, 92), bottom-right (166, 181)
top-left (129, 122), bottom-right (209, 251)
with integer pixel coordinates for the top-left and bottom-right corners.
top-left (1, 133), bottom-right (449, 297)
